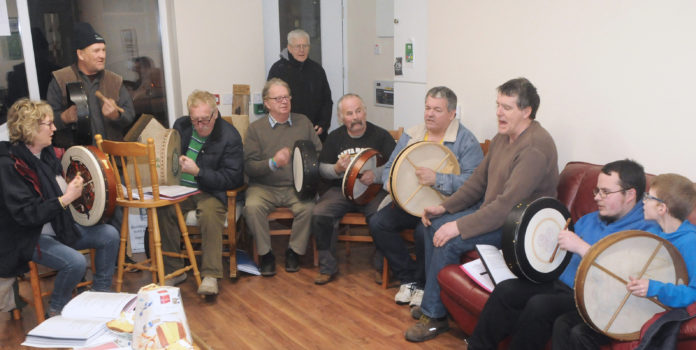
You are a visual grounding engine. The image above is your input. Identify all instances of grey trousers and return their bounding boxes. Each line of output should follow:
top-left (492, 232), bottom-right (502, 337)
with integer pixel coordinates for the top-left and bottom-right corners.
top-left (313, 187), bottom-right (387, 274)
top-left (243, 184), bottom-right (315, 255)
top-left (158, 192), bottom-right (226, 278)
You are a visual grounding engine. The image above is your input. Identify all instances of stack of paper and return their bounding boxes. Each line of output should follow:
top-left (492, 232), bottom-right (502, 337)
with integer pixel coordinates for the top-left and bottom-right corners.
top-left (22, 292), bottom-right (136, 348)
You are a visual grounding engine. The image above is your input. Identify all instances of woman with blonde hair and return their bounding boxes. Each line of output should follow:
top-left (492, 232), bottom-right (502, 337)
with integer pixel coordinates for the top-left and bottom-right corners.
top-left (0, 98), bottom-right (119, 316)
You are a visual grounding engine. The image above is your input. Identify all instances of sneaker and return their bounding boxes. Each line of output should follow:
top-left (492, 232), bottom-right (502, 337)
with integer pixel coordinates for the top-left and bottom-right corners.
top-left (395, 282), bottom-right (417, 304)
top-left (260, 252), bottom-right (276, 277)
top-left (285, 248), bottom-right (300, 272)
top-left (410, 305), bottom-right (423, 320)
top-left (409, 288), bottom-right (424, 307)
top-left (197, 276), bottom-right (218, 295)
top-left (405, 315), bottom-right (450, 342)
top-left (164, 272), bottom-right (187, 287)
top-left (314, 273), bottom-right (334, 285)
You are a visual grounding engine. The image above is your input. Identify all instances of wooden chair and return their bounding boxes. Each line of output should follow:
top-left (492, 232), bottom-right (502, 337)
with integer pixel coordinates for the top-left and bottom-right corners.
top-left (251, 207), bottom-right (319, 267)
top-left (186, 184), bottom-right (247, 278)
top-left (14, 248), bottom-right (95, 323)
top-left (95, 134), bottom-right (201, 292)
top-left (378, 139), bottom-right (492, 289)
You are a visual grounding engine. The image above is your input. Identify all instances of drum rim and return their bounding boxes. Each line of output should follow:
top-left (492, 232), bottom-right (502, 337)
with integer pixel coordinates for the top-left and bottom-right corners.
top-left (501, 197), bottom-right (573, 283)
top-left (292, 140), bottom-right (319, 198)
top-left (389, 141), bottom-right (459, 217)
top-left (342, 148), bottom-right (383, 204)
top-left (62, 145), bottom-right (117, 226)
top-left (574, 230), bottom-right (688, 341)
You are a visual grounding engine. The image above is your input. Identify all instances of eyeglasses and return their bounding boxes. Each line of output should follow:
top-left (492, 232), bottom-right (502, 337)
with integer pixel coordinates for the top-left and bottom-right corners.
top-left (592, 187), bottom-right (625, 199)
top-left (191, 110), bottom-right (215, 125)
top-left (265, 95), bottom-right (292, 103)
top-left (643, 192), bottom-right (665, 204)
top-left (290, 44), bottom-right (309, 50)
top-left (39, 121), bottom-right (55, 127)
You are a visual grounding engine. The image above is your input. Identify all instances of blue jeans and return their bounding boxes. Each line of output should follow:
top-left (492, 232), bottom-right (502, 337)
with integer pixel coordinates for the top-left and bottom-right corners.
top-left (32, 223), bottom-right (119, 312)
top-left (420, 206), bottom-right (502, 319)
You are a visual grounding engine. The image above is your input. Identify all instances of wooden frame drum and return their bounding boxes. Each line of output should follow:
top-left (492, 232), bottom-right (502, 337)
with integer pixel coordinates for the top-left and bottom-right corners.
top-left (575, 230), bottom-right (688, 341)
top-left (61, 145), bottom-right (117, 226)
top-left (388, 141), bottom-right (459, 217)
top-left (342, 148), bottom-right (384, 205)
top-left (502, 197), bottom-right (573, 283)
top-left (292, 140), bottom-right (319, 199)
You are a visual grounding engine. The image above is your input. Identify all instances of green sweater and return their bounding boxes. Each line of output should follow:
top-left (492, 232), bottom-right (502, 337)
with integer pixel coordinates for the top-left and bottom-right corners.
top-left (244, 113), bottom-right (322, 187)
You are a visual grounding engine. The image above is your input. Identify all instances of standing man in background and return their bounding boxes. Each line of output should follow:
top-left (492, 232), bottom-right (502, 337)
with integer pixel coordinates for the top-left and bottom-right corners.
top-left (268, 29), bottom-right (333, 142)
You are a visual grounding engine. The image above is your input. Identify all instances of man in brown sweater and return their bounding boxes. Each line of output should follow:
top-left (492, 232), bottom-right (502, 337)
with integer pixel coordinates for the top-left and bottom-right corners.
top-left (243, 78), bottom-right (322, 276)
top-left (405, 78), bottom-right (560, 342)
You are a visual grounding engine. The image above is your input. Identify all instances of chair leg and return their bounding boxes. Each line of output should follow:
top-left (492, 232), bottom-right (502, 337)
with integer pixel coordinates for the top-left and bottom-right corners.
top-left (12, 308), bottom-right (21, 320)
top-left (175, 203), bottom-right (201, 288)
top-left (382, 257), bottom-right (389, 289)
top-left (115, 213), bottom-right (130, 293)
top-left (229, 225), bottom-right (237, 279)
top-left (149, 208), bottom-right (166, 286)
top-left (28, 261), bottom-right (45, 323)
top-left (313, 236), bottom-right (318, 267)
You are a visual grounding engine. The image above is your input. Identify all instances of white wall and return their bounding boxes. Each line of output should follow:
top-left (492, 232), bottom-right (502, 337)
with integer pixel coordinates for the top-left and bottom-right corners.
top-left (171, 1), bottom-right (266, 118)
top-left (428, 1), bottom-right (696, 177)
top-left (345, 0), bottom-right (394, 130)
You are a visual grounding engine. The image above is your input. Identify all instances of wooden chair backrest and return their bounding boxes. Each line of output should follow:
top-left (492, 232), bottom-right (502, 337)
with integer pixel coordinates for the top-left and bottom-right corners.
top-left (95, 134), bottom-right (160, 201)
top-left (480, 139), bottom-right (491, 156)
top-left (389, 127), bottom-right (404, 141)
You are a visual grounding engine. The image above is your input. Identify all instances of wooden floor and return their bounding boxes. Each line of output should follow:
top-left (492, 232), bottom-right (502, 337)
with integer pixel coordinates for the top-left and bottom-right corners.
top-left (1, 238), bottom-right (466, 349)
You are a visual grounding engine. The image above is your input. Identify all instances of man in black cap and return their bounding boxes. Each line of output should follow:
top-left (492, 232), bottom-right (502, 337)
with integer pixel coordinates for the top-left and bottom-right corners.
top-left (47, 22), bottom-right (135, 146)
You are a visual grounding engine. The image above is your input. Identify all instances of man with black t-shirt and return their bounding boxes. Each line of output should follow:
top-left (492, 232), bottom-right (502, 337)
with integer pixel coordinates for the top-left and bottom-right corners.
top-left (312, 93), bottom-right (396, 285)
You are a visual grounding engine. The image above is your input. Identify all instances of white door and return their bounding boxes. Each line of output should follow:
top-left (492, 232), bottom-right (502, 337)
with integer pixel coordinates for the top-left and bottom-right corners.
top-left (262, 0), bottom-right (345, 132)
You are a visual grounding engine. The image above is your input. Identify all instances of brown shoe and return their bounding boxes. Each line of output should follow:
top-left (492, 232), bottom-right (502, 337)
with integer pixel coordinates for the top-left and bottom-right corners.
top-left (405, 315), bottom-right (449, 342)
top-left (314, 273), bottom-right (334, 285)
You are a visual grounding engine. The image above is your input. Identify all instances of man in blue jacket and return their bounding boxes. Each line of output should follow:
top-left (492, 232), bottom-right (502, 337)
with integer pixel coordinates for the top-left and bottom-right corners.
top-left (466, 159), bottom-right (659, 350)
top-left (158, 90), bottom-right (244, 295)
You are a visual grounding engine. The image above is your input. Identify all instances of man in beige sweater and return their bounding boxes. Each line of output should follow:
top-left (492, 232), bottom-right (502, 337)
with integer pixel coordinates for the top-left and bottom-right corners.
top-left (243, 78), bottom-right (322, 276)
top-left (405, 78), bottom-right (560, 342)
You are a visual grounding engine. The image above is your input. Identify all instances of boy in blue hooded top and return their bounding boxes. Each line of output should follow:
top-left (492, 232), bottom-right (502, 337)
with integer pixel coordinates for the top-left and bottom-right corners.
top-left (467, 159), bottom-right (658, 350)
top-left (555, 173), bottom-right (696, 349)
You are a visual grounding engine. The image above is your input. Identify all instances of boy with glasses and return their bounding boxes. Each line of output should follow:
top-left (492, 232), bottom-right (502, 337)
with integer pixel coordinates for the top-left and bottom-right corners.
top-left (157, 90), bottom-right (244, 295)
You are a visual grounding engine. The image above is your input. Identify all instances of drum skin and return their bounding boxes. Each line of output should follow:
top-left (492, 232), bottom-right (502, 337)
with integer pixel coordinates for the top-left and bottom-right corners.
top-left (342, 148), bottom-right (384, 205)
top-left (61, 145), bottom-right (117, 226)
top-left (292, 140), bottom-right (319, 199)
top-left (502, 197), bottom-right (573, 283)
top-left (388, 141), bottom-right (459, 217)
top-left (136, 125), bottom-right (181, 186)
top-left (575, 230), bottom-right (688, 341)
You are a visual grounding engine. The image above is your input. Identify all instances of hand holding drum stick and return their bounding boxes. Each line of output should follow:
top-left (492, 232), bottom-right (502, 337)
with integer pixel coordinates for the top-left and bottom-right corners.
top-left (95, 91), bottom-right (125, 114)
top-left (549, 218), bottom-right (572, 263)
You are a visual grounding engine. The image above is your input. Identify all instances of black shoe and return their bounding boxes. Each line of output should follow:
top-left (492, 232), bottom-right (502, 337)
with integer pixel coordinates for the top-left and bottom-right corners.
top-left (285, 248), bottom-right (300, 272)
top-left (260, 252), bottom-right (276, 277)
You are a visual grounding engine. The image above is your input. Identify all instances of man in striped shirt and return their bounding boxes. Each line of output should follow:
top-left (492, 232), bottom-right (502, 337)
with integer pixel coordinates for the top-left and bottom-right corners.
top-left (158, 90), bottom-right (244, 295)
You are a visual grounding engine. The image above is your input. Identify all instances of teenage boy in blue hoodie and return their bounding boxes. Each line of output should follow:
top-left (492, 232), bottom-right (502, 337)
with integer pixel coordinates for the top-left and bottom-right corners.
top-left (465, 159), bottom-right (659, 350)
top-left (553, 173), bottom-right (696, 349)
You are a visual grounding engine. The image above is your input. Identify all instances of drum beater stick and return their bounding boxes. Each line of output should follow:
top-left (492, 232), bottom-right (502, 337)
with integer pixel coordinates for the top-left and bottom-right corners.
top-left (549, 218), bottom-right (572, 262)
top-left (95, 91), bottom-right (126, 114)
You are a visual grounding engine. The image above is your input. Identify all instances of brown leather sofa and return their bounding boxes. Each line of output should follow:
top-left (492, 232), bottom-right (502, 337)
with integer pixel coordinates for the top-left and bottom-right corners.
top-left (437, 161), bottom-right (696, 349)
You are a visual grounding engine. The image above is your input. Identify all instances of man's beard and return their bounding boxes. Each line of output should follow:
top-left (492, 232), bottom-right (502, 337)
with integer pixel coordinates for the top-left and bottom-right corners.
top-left (599, 214), bottom-right (619, 224)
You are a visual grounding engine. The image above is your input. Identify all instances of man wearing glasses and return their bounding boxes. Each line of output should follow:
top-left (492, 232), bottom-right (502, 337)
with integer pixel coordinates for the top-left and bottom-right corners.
top-left (158, 90), bottom-right (244, 295)
top-left (465, 159), bottom-right (659, 350)
top-left (268, 29), bottom-right (333, 142)
top-left (244, 78), bottom-right (322, 276)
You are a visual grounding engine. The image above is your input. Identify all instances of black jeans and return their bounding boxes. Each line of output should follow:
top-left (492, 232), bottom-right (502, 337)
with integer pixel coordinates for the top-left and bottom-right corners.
top-left (468, 279), bottom-right (575, 350)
